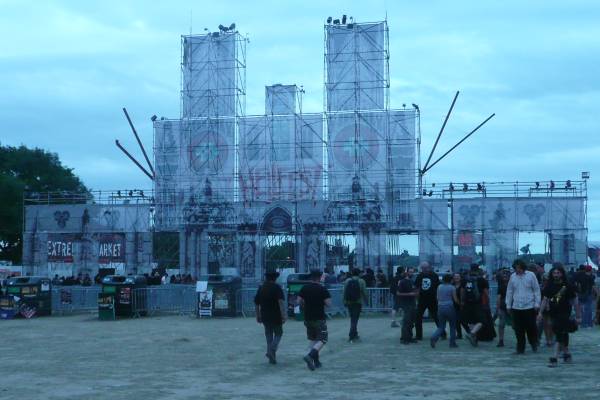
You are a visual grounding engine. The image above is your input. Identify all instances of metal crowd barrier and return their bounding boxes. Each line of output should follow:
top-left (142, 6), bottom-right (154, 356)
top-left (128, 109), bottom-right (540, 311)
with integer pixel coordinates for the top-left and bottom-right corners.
top-left (47, 281), bottom-right (506, 318)
top-left (51, 286), bottom-right (101, 314)
top-left (132, 285), bottom-right (197, 316)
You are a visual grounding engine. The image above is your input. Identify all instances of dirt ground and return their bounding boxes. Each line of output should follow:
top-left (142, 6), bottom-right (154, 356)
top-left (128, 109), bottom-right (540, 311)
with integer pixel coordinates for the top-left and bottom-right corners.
top-left (1, 314), bottom-right (599, 400)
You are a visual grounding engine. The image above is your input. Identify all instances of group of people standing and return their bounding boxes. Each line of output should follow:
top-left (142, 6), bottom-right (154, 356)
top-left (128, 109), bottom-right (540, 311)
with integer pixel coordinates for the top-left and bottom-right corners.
top-left (254, 259), bottom-right (593, 370)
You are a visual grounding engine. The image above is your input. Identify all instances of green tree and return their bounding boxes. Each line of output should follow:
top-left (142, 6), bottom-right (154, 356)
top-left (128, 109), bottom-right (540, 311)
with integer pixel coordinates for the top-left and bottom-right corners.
top-left (0, 144), bottom-right (89, 264)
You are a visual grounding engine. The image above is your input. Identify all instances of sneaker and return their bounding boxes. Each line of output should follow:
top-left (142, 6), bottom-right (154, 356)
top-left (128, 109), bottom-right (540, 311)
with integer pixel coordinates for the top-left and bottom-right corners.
top-left (314, 360), bottom-right (322, 368)
top-left (266, 352), bottom-right (276, 365)
top-left (548, 357), bottom-right (558, 368)
top-left (430, 338), bottom-right (436, 348)
top-left (562, 353), bottom-right (572, 363)
top-left (496, 341), bottom-right (504, 348)
top-left (391, 321), bottom-right (400, 328)
top-left (449, 343), bottom-right (459, 348)
top-left (303, 355), bottom-right (316, 371)
top-left (466, 333), bottom-right (478, 347)
top-left (531, 344), bottom-right (539, 353)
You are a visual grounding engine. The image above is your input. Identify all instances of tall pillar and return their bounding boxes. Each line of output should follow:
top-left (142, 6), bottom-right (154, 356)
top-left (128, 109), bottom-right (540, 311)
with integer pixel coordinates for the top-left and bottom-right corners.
top-left (199, 230), bottom-right (208, 276)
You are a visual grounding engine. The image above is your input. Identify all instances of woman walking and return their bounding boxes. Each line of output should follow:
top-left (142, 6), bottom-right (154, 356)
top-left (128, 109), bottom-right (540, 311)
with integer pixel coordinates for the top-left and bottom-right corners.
top-left (537, 265), bottom-right (581, 367)
top-left (430, 274), bottom-right (459, 348)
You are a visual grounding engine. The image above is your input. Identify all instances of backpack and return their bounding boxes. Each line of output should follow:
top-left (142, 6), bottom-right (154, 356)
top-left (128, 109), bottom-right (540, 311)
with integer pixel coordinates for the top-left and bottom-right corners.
top-left (345, 278), bottom-right (361, 302)
top-left (464, 279), bottom-right (480, 304)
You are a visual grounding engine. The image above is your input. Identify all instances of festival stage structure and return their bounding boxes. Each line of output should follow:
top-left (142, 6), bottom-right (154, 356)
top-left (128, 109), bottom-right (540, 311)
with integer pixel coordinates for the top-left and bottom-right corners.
top-left (22, 19), bottom-right (588, 281)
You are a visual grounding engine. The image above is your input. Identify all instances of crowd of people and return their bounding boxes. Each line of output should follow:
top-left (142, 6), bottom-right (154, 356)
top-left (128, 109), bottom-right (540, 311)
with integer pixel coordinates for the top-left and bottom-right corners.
top-left (253, 260), bottom-right (598, 370)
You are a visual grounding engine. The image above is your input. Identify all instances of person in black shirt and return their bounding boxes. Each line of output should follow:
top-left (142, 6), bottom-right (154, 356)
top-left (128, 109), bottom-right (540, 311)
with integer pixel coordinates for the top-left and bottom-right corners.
top-left (574, 265), bottom-right (596, 328)
top-left (414, 262), bottom-right (441, 340)
top-left (298, 270), bottom-right (332, 371)
top-left (495, 268), bottom-right (510, 347)
top-left (254, 271), bottom-right (286, 364)
top-left (389, 267), bottom-right (403, 328)
top-left (538, 265), bottom-right (581, 367)
top-left (397, 268), bottom-right (418, 344)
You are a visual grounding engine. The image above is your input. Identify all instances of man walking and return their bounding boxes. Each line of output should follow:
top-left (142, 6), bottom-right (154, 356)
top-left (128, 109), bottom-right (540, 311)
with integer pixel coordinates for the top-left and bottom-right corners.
top-left (298, 270), bottom-right (332, 371)
top-left (506, 259), bottom-right (541, 354)
top-left (343, 268), bottom-right (368, 342)
top-left (414, 262), bottom-right (441, 340)
top-left (397, 267), bottom-right (418, 344)
top-left (254, 270), bottom-right (286, 364)
top-left (389, 266), bottom-right (403, 327)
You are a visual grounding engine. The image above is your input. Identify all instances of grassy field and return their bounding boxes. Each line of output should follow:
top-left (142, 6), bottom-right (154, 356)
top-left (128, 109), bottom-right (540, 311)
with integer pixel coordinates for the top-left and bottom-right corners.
top-left (1, 314), bottom-right (599, 400)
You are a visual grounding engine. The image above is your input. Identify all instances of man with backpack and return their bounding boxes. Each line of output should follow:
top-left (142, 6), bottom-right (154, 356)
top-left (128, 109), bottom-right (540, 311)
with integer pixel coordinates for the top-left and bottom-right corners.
top-left (343, 268), bottom-right (368, 343)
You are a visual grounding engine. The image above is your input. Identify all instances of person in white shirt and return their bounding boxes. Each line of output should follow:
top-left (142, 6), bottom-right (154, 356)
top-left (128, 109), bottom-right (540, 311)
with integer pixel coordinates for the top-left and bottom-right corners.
top-left (505, 259), bottom-right (541, 354)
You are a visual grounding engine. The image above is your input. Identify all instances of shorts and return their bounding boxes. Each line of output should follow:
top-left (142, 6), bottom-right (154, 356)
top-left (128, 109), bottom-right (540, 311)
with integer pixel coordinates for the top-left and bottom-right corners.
top-left (462, 303), bottom-right (484, 325)
top-left (304, 319), bottom-right (328, 343)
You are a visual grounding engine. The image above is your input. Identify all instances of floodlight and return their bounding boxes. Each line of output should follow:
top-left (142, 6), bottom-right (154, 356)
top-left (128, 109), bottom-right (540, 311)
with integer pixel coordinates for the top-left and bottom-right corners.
top-left (150, 115), bottom-right (157, 122)
top-left (333, 19), bottom-right (340, 24)
top-left (412, 103), bottom-right (419, 111)
top-left (566, 180), bottom-right (572, 188)
top-left (582, 171), bottom-right (590, 179)
top-left (535, 181), bottom-right (540, 189)
top-left (428, 190), bottom-right (433, 197)
top-left (218, 24), bottom-right (225, 31)
top-left (327, 17), bottom-right (332, 24)
top-left (229, 23), bottom-right (236, 30)
top-left (342, 15), bottom-right (347, 24)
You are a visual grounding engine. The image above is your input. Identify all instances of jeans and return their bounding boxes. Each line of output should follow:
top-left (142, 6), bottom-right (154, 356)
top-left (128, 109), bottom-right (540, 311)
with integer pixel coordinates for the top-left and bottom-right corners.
top-left (263, 323), bottom-right (283, 354)
top-left (431, 304), bottom-right (457, 345)
top-left (511, 308), bottom-right (538, 353)
top-left (400, 304), bottom-right (415, 342)
top-left (580, 296), bottom-right (594, 328)
top-left (415, 299), bottom-right (439, 339)
top-left (347, 303), bottom-right (362, 339)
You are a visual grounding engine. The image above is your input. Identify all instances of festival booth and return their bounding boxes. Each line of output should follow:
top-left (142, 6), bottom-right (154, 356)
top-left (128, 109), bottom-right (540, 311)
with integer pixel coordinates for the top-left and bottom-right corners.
top-left (196, 275), bottom-right (241, 317)
top-left (99, 275), bottom-right (147, 319)
top-left (4, 276), bottom-right (52, 317)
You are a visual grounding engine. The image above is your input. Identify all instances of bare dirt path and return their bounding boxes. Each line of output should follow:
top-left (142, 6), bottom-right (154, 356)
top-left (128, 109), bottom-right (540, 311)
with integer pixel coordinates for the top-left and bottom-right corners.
top-left (1, 315), bottom-right (598, 399)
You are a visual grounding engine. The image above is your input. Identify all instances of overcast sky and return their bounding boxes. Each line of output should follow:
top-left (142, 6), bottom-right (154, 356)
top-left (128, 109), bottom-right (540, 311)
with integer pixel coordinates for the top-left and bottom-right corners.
top-left (1, 0), bottom-right (599, 241)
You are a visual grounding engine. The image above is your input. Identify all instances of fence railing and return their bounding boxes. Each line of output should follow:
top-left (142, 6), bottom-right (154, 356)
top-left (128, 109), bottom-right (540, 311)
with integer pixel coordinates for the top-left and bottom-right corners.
top-left (48, 283), bottom-right (503, 317)
top-left (52, 286), bottom-right (101, 314)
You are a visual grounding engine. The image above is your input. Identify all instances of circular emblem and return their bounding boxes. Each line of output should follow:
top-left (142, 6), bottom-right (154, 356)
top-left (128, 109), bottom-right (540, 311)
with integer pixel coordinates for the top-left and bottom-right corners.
top-left (421, 277), bottom-right (432, 291)
top-left (188, 132), bottom-right (229, 174)
top-left (332, 124), bottom-right (380, 171)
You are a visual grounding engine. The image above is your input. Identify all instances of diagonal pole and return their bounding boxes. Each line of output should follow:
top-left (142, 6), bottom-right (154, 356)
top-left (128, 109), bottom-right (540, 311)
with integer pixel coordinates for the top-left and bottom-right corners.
top-left (122, 107), bottom-right (155, 177)
top-left (422, 91), bottom-right (460, 173)
top-left (115, 140), bottom-right (154, 180)
top-left (422, 113), bottom-right (495, 175)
